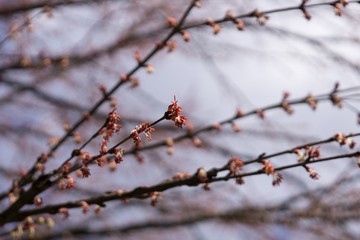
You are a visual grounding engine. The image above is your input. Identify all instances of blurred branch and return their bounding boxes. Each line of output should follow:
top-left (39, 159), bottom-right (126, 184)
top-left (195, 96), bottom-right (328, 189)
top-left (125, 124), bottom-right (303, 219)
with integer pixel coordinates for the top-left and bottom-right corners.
top-left (0, 77), bottom-right (149, 126)
top-left (0, 123), bottom-right (51, 139)
top-left (0, 3), bottom-right (164, 70)
top-left (262, 26), bottom-right (360, 74)
top-left (20, 206), bottom-right (283, 239)
top-left (27, 199), bottom-right (360, 239)
top-left (0, 77), bottom-right (100, 111)
top-left (0, 26), bottom-right (165, 72)
top-left (0, 0), bottom-right (121, 16)
top-left (3, 1), bottom-right (360, 72)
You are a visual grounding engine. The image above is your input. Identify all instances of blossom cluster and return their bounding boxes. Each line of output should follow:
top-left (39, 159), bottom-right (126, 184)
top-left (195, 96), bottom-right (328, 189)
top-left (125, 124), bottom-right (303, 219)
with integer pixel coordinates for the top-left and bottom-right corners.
top-left (260, 160), bottom-right (283, 186)
top-left (130, 122), bottom-right (155, 147)
top-left (333, 133), bottom-right (356, 149)
top-left (99, 109), bottom-right (122, 154)
top-left (164, 97), bottom-right (187, 128)
top-left (293, 146), bottom-right (321, 163)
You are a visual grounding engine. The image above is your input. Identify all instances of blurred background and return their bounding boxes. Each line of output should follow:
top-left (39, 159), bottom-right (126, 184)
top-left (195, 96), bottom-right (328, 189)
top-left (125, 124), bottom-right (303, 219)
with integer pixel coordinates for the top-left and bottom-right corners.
top-left (0, 0), bottom-right (360, 239)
